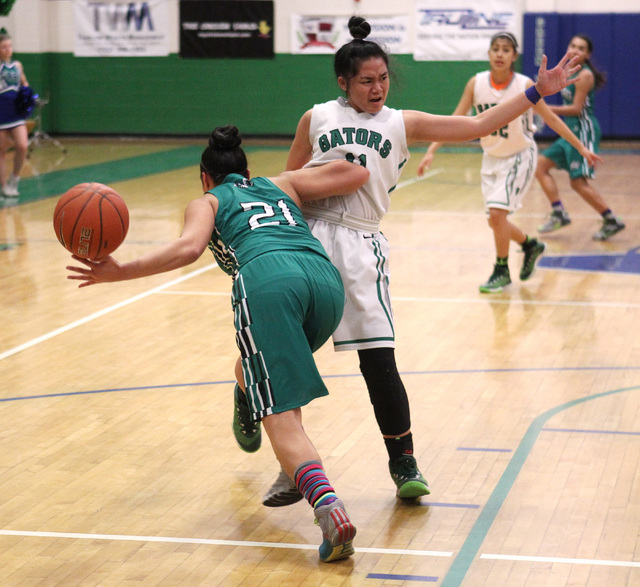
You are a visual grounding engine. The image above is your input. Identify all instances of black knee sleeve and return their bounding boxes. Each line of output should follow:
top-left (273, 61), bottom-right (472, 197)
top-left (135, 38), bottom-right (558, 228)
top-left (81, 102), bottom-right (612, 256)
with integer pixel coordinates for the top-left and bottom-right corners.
top-left (358, 347), bottom-right (411, 436)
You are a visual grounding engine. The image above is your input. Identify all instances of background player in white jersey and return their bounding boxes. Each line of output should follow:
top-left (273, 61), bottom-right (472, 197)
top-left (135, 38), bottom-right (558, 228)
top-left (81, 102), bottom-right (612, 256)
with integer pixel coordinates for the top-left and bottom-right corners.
top-left (247, 16), bottom-right (583, 505)
top-left (0, 32), bottom-right (29, 198)
top-left (418, 32), bottom-right (600, 293)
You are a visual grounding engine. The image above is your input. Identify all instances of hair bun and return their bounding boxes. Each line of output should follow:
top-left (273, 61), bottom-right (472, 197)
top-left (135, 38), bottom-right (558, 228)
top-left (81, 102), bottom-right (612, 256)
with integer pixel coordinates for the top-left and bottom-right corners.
top-left (348, 16), bottom-right (371, 41)
top-left (209, 125), bottom-right (243, 151)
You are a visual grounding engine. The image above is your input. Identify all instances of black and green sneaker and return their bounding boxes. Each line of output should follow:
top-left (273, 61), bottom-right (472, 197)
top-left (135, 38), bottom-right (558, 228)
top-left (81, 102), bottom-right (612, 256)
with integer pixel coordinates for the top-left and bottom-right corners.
top-left (389, 455), bottom-right (430, 499)
top-left (479, 264), bottom-right (511, 293)
top-left (232, 384), bottom-right (261, 453)
top-left (520, 239), bottom-right (546, 281)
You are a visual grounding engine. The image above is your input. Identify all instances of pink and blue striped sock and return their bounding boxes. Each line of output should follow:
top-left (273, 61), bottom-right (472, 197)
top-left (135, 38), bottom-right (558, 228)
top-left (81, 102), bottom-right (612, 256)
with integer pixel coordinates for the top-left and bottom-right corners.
top-left (293, 460), bottom-right (337, 509)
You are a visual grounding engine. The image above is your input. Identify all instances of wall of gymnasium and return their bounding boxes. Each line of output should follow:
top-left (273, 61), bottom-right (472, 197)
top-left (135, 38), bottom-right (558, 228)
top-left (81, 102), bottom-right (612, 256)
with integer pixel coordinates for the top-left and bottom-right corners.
top-left (2, 0), bottom-right (639, 139)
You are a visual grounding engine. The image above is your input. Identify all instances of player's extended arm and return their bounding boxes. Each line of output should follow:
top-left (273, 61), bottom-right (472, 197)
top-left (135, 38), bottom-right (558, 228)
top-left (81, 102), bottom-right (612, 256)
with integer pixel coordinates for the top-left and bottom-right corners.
top-left (405, 52), bottom-right (580, 145)
top-left (66, 197), bottom-right (216, 287)
top-left (417, 76), bottom-right (476, 176)
top-left (274, 160), bottom-right (370, 204)
top-left (534, 90), bottom-right (602, 168)
top-left (286, 110), bottom-right (314, 171)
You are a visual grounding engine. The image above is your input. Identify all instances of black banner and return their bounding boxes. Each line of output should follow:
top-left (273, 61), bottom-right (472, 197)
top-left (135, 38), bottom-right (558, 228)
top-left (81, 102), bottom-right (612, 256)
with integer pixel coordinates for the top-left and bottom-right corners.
top-left (180, 0), bottom-right (274, 59)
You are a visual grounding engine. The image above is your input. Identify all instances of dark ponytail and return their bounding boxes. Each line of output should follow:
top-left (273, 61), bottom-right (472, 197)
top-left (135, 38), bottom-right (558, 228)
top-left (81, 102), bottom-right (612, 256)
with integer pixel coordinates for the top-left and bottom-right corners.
top-left (200, 125), bottom-right (248, 185)
top-left (334, 16), bottom-right (390, 83)
top-left (574, 34), bottom-right (607, 90)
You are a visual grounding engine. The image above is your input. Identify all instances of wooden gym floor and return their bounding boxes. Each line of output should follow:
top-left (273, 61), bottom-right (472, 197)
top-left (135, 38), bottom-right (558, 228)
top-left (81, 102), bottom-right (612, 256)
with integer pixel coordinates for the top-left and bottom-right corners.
top-left (0, 136), bottom-right (639, 586)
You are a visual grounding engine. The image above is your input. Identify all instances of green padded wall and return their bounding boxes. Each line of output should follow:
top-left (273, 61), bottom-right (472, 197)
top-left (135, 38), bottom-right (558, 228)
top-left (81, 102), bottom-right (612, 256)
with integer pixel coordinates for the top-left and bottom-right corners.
top-left (19, 53), bottom-right (485, 137)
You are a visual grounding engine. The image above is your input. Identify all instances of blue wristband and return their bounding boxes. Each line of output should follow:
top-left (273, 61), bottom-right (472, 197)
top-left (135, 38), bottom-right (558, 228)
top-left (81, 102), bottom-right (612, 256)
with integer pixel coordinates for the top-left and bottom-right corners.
top-left (525, 85), bottom-right (542, 105)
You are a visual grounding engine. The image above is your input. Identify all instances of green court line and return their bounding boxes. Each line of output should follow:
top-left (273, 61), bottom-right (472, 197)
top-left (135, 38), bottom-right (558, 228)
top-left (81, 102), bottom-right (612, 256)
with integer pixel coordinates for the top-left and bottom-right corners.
top-left (18, 146), bottom-right (204, 204)
top-left (441, 384), bottom-right (640, 587)
top-left (17, 143), bottom-right (282, 205)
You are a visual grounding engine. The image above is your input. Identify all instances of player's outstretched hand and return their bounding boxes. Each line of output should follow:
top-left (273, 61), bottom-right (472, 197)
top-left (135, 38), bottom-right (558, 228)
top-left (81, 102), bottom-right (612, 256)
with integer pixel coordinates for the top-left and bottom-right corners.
top-left (66, 254), bottom-right (123, 287)
top-left (417, 151), bottom-right (435, 177)
top-left (535, 52), bottom-right (581, 97)
top-left (581, 149), bottom-right (603, 169)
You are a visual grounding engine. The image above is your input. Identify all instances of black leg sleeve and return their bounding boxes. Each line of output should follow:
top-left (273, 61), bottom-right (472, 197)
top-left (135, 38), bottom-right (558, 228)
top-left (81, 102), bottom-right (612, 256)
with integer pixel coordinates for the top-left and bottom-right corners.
top-left (358, 347), bottom-right (411, 436)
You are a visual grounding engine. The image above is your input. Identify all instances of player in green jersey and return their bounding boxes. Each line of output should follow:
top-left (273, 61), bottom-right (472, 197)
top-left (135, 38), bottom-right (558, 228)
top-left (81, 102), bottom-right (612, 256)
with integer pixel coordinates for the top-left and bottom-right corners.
top-left (65, 125), bottom-right (370, 563)
top-left (536, 34), bottom-right (625, 241)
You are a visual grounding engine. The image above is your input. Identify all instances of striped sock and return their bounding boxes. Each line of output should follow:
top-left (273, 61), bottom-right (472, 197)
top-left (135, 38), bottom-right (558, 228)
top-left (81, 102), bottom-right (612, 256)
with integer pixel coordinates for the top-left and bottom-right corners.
top-left (293, 460), bottom-right (337, 509)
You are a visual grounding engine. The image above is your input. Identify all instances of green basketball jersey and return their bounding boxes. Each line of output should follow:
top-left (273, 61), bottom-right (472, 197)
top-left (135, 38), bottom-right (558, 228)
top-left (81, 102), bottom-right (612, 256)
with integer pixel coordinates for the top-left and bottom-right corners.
top-left (560, 64), bottom-right (597, 134)
top-left (207, 173), bottom-right (330, 276)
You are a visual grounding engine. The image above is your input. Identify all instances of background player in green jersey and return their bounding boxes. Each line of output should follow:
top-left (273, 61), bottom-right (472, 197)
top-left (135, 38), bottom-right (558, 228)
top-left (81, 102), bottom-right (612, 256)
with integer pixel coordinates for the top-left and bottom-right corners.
top-left (536, 34), bottom-right (625, 241)
top-left (65, 125), bottom-right (370, 563)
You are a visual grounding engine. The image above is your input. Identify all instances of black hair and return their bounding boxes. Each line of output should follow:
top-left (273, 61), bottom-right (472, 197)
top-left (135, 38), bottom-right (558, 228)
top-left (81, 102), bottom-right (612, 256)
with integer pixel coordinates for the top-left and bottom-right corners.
top-left (200, 125), bottom-right (248, 185)
top-left (572, 33), bottom-right (607, 90)
top-left (490, 31), bottom-right (518, 52)
top-left (334, 16), bottom-right (390, 84)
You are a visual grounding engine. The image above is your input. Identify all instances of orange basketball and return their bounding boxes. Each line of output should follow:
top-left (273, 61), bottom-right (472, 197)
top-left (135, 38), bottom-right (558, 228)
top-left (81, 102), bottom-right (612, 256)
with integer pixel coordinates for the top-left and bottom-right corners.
top-left (53, 182), bottom-right (129, 260)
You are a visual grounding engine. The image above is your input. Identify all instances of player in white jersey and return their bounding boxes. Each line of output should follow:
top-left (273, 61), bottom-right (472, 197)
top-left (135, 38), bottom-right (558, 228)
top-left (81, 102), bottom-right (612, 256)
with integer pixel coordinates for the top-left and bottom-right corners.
top-left (236, 17), bottom-right (583, 505)
top-left (418, 32), bottom-right (600, 293)
top-left (0, 33), bottom-right (29, 198)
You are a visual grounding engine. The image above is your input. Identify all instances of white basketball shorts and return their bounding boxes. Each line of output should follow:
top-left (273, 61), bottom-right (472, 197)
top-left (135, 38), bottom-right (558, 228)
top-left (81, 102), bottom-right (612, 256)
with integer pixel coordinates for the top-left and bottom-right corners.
top-left (307, 218), bottom-right (395, 352)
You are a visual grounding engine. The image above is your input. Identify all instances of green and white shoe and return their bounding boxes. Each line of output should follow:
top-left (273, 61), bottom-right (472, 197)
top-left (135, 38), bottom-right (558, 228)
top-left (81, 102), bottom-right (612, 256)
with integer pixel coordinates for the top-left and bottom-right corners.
top-left (232, 384), bottom-right (261, 453)
top-left (538, 209), bottom-right (571, 233)
top-left (389, 455), bottom-right (430, 499)
top-left (593, 216), bottom-right (625, 241)
top-left (479, 264), bottom-right (511, 293)
top-left (520, 239), bottom-right (546, 281)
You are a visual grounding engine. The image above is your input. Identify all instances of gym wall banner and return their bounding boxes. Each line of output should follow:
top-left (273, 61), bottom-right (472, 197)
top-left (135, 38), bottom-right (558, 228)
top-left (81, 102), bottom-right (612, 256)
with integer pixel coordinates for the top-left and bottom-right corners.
top-left (414, 0), bottom-right (522, 61)
top-left (74, 0), bottom-right (170, 57)
top-left (180, 0), bottom-right (274, 59)
top-left (290, 15), bottom-right (409, 55)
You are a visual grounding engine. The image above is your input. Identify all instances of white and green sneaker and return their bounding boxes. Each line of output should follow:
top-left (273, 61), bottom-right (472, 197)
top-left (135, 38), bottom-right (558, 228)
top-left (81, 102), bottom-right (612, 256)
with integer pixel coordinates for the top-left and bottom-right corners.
top-left (520, 239), bottom-right (546, 281)
top-left (479, 264), bottom-right (511, 293)
top-left (389, 455), bottom-right (430, 499)
top-left (232, 384), bottom-right (261, 453)
top-left (538, 209), bottom-right (571, 233)
top-left (593, 216), bottom-right (625, 241)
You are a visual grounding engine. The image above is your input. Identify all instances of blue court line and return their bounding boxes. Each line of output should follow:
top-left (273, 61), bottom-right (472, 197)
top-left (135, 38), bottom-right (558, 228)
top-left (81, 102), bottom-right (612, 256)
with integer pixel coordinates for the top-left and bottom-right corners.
top-left (367, 573), bottom-right (438, 582)
top-left (0, 380), bottom-right (234, 403)
top-left (3, 368), bottom-right (640, 402)
top-left (439, 383), bottom-right (640, 587)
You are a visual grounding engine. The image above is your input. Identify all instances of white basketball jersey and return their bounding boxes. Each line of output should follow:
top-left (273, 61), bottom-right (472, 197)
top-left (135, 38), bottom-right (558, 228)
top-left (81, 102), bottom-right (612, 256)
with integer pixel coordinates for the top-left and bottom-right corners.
top-left (474, 71), bottom-right (536, 158)
top-left (302, 97), bottom-right (410, 223)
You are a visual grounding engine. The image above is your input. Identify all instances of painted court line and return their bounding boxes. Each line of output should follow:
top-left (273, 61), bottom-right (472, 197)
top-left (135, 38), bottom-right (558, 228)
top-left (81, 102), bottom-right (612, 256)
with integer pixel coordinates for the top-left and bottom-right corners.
top-left (395, 168), bottom-right (442, 190)
top-left (440, 384), bottom-right (640, 587)
top-left (0, 264), bottom-right (217, 362)
top-left (158, 290), bottom-right (640, 310)
top-left (481, 553), bottom-right (640, 568)
top-left (0, 530), bottom-right (451, 558)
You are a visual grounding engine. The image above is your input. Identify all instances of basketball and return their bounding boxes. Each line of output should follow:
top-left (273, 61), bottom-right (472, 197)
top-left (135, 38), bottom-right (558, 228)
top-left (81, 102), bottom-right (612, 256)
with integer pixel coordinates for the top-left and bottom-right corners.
top-left (53, 182), bottom-right (129, 260)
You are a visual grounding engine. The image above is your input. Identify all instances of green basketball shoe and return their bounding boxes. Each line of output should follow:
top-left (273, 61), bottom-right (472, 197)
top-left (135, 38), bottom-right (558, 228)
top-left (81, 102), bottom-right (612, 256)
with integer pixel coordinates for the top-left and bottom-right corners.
top-left (232, 384), bottom-right (261, 453)
top-left (389, 455), bottom-right (430, 499)
top-left (479, 264), bottom-right (511, 293)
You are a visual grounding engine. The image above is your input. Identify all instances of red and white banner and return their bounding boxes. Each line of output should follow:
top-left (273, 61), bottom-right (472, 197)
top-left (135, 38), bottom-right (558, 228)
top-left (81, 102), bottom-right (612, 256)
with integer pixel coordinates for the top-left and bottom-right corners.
top-left (414, 0), bottom-right (522, 61)
top-left (291, 15), bottom-right (409, 55)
